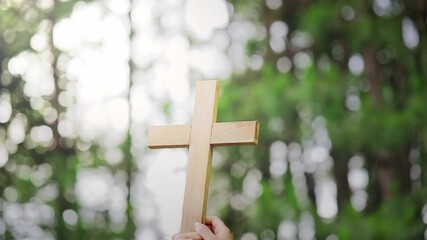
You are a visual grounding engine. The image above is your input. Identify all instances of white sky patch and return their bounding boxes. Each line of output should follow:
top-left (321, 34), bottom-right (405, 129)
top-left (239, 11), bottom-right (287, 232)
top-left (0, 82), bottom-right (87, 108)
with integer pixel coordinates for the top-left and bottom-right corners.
top-left (190, 46), bottom-right (232, 79)
top-left (75, 51), bottom-right (129, 103)
top-left (145, 150), bottom-right (187, 238)
top-left (315, 178), bottom-right (338, 219)
top-left (348, 54), bottom-right (364, 75)
top-left (270, 21), bottom-right (288, 39)
top-left (131, 0), bottom-right (155, 31)
top-left (185, 0), bottom-right (229, 40)
top-left (165, 35), bottom-right (190, 102)
top-left (0, 144), bottom-right (8, 168)
top-left (105, 0), bottom-right (131, 15)
top-left (0, 100), bottom-right (12, 124)
top-left (75, 168), bottom-right (115, 211)
top-left (8, 118), bottom-right (26, 145)
top-left (130, 84), bottom-right (152, 123)
top-left (278, 220), bottom-right (297, 239)
top-left (266, 0), bottom-right (282, 10)
top-left (53, 3), bottom-right (104, 52)
top-left (373, 0), bottom-right (392, 16)
top-left (402, 17), bottom-right (419, 49)
top-left (132, 33), bottom-right (162, 69)
top-left (107, 98), bottom-right (130, 132)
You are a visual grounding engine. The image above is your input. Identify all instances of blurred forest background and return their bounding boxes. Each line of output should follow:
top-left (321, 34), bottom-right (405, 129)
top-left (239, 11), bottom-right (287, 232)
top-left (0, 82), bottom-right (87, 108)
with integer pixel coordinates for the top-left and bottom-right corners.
top-left (0, 0), bottom-right (426, 239)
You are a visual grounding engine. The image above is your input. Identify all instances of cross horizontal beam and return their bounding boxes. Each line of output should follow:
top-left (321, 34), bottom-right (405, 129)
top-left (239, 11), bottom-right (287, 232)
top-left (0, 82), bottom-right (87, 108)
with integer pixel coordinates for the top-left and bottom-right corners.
top-left (148, 121), bottom-right (259, 149)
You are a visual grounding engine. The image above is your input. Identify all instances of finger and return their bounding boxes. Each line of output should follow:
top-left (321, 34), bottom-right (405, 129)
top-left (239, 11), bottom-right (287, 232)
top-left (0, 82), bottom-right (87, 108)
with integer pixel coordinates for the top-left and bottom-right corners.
top-left (195, 222), bottom-right (215, 240)
top-left (172, 233), bottom-right (180, 240)
top-left (172, 232), bottom-right (202, 240)
top-left (172, 233), bottom-right (187, 240)
top-left (205, 216), bottom-right (225, 227)
top-left (205, 216), bottom-right (228, 234)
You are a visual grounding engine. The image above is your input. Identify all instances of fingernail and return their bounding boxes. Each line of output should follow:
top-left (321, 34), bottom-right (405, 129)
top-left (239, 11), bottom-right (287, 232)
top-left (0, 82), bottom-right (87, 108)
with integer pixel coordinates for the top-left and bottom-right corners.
top-left (194, 222), bottom-right (202, 229)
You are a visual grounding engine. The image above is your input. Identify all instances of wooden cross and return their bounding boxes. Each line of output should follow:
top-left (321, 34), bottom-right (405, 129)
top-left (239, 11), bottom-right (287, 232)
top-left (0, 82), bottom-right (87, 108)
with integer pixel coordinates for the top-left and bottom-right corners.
top-left (148, 80), bottom-right (259, 233)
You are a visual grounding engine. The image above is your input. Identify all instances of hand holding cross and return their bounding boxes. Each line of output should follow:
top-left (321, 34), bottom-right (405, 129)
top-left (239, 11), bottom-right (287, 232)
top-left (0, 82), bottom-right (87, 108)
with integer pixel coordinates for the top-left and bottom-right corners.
top-left (148, 80), bottom-right (259, 233)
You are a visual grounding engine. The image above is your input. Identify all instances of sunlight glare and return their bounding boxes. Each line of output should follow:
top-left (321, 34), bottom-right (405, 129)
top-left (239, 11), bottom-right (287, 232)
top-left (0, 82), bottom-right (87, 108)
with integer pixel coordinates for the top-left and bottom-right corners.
top-left (402, 17), bottom-right (419, 49)
top-left (8, 118), bottom-right (26, 145)
top-left (185, 0), bottom-right (229, 40)
top-left (75, 168), bottom-right (114, 210)
top-left (278, 220), bottom-right (297, 240)
top-left (131, 0), bottom-right (154, 30)
top-left (165, 35), bottom-right (190, 102)
top-left (315, 178), bottom-right (337, 219)
top-left (145, 150), bottom-right (187, 237)
top-left (0, 100), bottom-right (12, 123)
top-left (0, 143), bottom-right (8, 168)
top-left (130, 84), bottom-right (152, 123)
top-left (348, 54), bottom-right (364, 75)
top-left (190, 46), bottom-right (232, 79)
top-left (107, 98), bottom-right (129, 132)
top-left (105, 0), bottom-right (130, 15)
top-left (63, 209), bottom-right (78, 226)
top-left (30, 125), bottom-right (54, 147)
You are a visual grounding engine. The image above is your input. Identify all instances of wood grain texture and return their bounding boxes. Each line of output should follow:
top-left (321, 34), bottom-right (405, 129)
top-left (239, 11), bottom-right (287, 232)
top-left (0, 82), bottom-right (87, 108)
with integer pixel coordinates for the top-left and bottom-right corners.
top-left (181, 80), bottom-right (219, 232)
top-left (147, 125), bottom-right (190, 149)
top-left (147, 121), bottom-right (259, 148)
top-left (211, 121), bottom-right (259, 146)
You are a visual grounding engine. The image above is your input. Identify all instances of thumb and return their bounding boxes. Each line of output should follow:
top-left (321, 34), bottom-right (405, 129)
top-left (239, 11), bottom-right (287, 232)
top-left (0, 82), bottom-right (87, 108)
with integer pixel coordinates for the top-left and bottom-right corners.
top-left (195, 222), bottom-right (215, 240)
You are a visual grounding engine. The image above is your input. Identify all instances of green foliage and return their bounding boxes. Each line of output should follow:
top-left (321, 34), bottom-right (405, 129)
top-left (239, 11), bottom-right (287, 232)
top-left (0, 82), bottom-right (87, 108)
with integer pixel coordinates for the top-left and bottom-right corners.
top-left (212, 0), bottom-right (427, 239)
top-left (1, 0), bottom-right (426, 239)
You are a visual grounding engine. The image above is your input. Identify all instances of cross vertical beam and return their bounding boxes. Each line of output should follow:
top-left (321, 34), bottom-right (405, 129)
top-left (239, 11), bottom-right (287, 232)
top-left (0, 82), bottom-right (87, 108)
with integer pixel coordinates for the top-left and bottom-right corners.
top-left (182, 80), bottom-right (219, 231)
